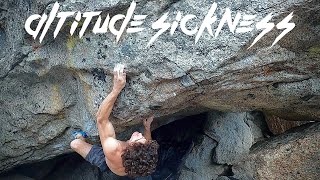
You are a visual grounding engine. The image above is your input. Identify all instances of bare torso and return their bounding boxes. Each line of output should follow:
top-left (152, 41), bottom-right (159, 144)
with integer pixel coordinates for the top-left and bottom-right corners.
top-left (105, 156), bottom-right (127, 176)
top-left (104, 140), bottom-right (127, 176)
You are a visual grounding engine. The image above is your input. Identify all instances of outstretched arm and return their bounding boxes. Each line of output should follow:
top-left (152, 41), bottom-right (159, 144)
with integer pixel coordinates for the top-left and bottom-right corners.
top-left (96, 66), bottom-right (126, 141)
top-left (143, 115), bottom-right (154, 140)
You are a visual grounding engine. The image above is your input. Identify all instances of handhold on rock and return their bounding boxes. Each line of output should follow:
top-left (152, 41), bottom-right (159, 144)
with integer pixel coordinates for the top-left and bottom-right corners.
top-left (113, 63), bottom-right (125, 77)
top-left (149, 105), bottom-right (162, 110)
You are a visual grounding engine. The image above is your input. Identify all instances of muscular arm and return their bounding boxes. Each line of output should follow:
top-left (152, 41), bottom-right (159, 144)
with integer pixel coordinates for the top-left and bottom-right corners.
top-left (96, 65), bottom-right (126, 155)
top-left (96, 90), bottom-right (121, 139)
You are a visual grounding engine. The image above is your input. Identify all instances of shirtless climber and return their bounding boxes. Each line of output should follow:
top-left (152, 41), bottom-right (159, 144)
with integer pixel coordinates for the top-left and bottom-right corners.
top-left (70, 64), bottom-right (159, 178)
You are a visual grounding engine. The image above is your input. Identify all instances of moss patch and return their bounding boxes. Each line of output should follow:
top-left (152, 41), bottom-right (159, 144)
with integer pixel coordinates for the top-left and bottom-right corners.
top-left (308, 45), bottom-right (320, 56)
top-left (66, 35), bottom-right (78, 51)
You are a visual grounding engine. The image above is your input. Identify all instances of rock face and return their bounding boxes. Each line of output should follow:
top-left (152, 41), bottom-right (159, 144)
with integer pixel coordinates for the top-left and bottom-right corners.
top-left (265, 113), bottom-right (310, 135)
top-left (178, 112), bottom-right (319, 180)
top-left (178, 111), bottom-right (266, 179)
top-left (179, 136), bottom-right (220, 180)
top-left (205, 111), bottom-right (264, 164)
top-left (0, 0), bottom-right (320, 173)
top-left (233, 122), bottom-right (320, 180)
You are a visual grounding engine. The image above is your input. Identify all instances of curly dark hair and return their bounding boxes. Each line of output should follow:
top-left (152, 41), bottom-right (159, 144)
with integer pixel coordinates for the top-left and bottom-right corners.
top-left (121, 140), bottom-right (159, 178)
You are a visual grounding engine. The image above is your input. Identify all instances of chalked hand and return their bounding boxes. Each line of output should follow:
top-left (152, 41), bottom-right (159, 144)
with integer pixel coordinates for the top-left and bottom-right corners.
top-left (113, 64), bottom-right (126, 93)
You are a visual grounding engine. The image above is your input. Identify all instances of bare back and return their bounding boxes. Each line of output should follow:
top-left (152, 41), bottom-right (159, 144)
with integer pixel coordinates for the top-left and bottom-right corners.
top-left (102, 138), bottom-right (128, 176)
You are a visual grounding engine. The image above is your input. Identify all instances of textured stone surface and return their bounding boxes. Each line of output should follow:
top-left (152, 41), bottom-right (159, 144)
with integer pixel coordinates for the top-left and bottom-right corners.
top-left (205, 111), bottom-right (265, 164)
top-left (233, 122), bottom-right (320, 180)
top-left (178, 111), bottom-right (266, 179)
top-left (0, 0), bottom-right (320, 172)
top-left (178, 136), bottom-right (222, 180)
top-left (265, 113), bottom-right (310, 135)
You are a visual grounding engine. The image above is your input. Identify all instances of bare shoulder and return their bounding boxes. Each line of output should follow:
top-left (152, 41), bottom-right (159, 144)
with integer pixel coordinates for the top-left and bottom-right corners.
top-left (101, 137), bottom-right (121, 156)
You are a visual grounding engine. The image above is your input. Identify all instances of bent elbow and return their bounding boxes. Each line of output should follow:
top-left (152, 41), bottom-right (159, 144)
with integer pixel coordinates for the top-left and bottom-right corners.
top-left (96, 115), bottom-right (108, 124)
top-left (96, 114), bottom-right (103, 123)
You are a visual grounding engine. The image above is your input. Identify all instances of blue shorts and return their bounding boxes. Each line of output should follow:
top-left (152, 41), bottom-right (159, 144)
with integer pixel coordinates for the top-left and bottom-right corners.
top-left (85, 145), bottom-right (109, 172)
